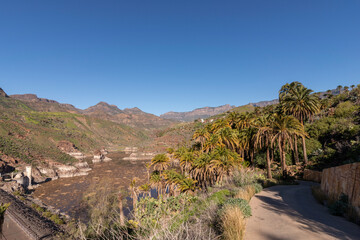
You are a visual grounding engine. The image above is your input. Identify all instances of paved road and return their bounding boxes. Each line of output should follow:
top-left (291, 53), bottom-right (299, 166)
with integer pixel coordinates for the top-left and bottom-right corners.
top-left (245, 181), bottom-right (360, 240)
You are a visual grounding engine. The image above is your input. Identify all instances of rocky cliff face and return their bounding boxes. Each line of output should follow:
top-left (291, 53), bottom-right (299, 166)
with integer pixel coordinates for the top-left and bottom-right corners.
top-left (160, 104), bottom-right (235, 122)
top-left (10, 94), bottom-right (79, 113)
top-left (84, 101), bottom-right (174, 129)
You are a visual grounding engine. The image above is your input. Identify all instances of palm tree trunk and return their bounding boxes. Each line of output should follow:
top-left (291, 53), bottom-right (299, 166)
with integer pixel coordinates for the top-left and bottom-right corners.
top-left (302, 136), bottom-right (308, 164)
top-left (294, 135), bottom-right (299, 164)
top-left (282, 141), bottom-right (287, 175)
top-left (266, 147), bottom-right (272, 179)
top-left (118, 193), bottom-right (125, 225)
top-left (278, 138), bottom-right (284, 171)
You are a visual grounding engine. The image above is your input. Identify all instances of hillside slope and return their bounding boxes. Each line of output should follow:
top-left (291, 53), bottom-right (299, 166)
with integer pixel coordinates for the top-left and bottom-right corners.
top-left (0, 90), bottom-right (148, 165)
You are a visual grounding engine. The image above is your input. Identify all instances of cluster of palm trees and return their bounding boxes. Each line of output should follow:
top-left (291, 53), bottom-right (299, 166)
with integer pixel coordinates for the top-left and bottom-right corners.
top-left (188, 81), bottom-right (319, 180)
top-left (134, 82), bottom-right (320, 200)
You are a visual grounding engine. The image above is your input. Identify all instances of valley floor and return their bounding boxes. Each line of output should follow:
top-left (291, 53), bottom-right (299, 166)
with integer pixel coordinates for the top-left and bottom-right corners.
top-left (245, 181), bottom-right (360, 240)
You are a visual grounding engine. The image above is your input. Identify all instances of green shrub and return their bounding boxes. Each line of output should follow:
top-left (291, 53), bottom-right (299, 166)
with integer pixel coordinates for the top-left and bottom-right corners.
top-left (252, 183), bottom-right (263, 194)
top-left (208, 189), bottom-right (231, 204)
top-left (220, 198), bottom-right (252, 218)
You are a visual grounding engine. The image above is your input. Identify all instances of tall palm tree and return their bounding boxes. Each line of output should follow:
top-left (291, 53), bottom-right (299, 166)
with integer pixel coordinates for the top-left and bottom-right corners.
top-left (192, 127), bottom-right (210, 151)
top-left (203, 134), bottom-right (220, 153)
top-left (226, 111), bottom-right (240, 129)
top-left (279, 82), bottom-right (320, 164)
top-left (150, 171), bottom-right (163, 198)
top-left (129, 178), bottom-right (139, 208)
top-left (216, 127), bottom-right (238, 151)
top-left (235, 112), bottom-right (254, 130)
top-left (271, 114), bottom-right (306, 174)
top-left (211, 119), bottom-right (228, 133)
top-left (255, 115), bottom-right (274, 179)
top-left (209, 147), bottom-right (240, 184)
top-left (151, 154), bottom-right (170, 173)
top-left (179, 152), bottom-right (195, 174)
top-left (191, 153), bottom-right (212, 188)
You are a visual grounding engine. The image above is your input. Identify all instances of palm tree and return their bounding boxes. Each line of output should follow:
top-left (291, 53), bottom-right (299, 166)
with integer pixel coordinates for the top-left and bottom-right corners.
top-left (192, 127), bottom-right (210, 151)
top-left (145, 163), bottom-right (151, 182)
top-left (235, 112), bottom-right (254, 130)
top-left (211, 119), bottom-right (228, 133)
top-left (179, 152), bottom-right (195, 174)
top-left (209, 147), bottom-right (241, 184)
top-left (178, 178), bottom-right (198, 195)
top-left (150, 171), bottom-right (163, 198)
top-left (162, 169), bottom-right (185, 196)
top-left (271, 114), bottom-right (306, 174)
top-left (138, 183), bottom-right (151, 197)
top-left (226, 111), bottom-right (240, 128)
top-left (280, 82), bottom-right (320, 164)
top-left (129, 178), bottom-right (139, 208)
top-left (255, 115), bottom-right (274, 179)
top-left (191, 153), bottom-right (212, 188)
top-left (216, 127), bottom-right (238, 151)
top-left (151, 154), bottom-right (170, 173)
top-left (203, 134), bottom-right (220, 153)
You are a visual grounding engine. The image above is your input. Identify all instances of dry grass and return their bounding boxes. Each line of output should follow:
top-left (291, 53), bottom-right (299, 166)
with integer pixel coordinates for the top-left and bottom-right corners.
top-left (235, 185), bottom-right (256, 202)
top-left (221, 206), bottom-right (246, 240)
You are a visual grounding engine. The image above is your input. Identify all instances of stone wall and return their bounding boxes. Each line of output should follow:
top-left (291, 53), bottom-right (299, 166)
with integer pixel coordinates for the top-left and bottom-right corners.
top-left (321, 162), bottom-right (360, 214)
top-left (303, 169), bottom-right (322, 183)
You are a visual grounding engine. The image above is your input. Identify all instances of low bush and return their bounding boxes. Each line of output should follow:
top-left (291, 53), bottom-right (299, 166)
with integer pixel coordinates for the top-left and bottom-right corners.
top-left (207, 189), bottom-right (231, 204)
top-left (252, 183), bottom-right (263, 194)
top-left (220, 198), bottom-right (252, 218)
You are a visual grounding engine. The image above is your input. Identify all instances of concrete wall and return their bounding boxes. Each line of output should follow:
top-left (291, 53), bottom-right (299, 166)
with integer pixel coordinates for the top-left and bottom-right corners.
top-left (303, 169), bottom-right (322, 183)
top-left (321, 162), bottom-right (360, 214)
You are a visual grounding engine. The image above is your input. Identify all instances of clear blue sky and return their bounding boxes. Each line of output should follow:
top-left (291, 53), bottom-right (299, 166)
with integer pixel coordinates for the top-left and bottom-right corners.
top-left (1, 1), bottom-right (359, 115)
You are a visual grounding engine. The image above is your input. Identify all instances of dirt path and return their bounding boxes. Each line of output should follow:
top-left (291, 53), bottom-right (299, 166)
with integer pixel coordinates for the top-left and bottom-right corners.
top-left (245, 181), bottom-right (360, 240)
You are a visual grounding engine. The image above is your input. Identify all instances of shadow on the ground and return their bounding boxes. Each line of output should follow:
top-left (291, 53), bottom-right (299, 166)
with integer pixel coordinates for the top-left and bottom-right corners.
top-left (256, 182), bottom-right (360, 240)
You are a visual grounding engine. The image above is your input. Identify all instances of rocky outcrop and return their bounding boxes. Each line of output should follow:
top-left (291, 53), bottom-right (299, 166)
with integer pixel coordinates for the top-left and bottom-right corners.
top-left (303, 169), bottom-right (322, 183)
top-left (0, 88), bottom-right (8, 98)
top-left (321, 162), bottom-right (360, 215)
top-left (123, 152), bottom-right (155, 161)
top-left (0, 189), bottom-right (60, 239)
top-left (160, 104), bottom-right (235, 122)
top-left (92, 149), bottom-right (112, 163)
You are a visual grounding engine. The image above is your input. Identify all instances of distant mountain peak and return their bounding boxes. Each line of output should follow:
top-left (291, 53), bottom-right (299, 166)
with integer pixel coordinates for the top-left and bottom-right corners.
top-left (160, 104), bottom-right (235, 122)
top-left (0, 88), bottom-right (8, 98)
top-left (124, 107), bottom-right (143, 114)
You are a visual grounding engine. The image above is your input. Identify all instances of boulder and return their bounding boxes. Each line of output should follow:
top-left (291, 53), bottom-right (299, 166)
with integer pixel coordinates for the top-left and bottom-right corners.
top-left (92, 154), bottom-right (104, 163)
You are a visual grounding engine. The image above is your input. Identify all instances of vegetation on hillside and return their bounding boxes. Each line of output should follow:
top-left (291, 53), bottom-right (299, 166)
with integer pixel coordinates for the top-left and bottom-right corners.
top-left (0, 96), bottom-right (149, 165)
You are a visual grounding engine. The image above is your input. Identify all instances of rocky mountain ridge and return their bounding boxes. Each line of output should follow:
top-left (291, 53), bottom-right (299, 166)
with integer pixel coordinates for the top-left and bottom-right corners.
top-left (8, 92), bottom-right (174, 129)
top-left (160, 104), bottom-right (236, 122)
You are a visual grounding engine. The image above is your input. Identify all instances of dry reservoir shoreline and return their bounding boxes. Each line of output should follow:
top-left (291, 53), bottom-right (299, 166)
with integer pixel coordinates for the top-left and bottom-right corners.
top-left (32, 152), bottom-right (148, 220)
